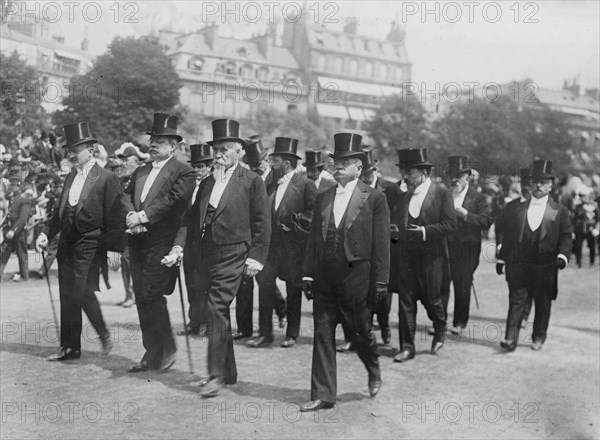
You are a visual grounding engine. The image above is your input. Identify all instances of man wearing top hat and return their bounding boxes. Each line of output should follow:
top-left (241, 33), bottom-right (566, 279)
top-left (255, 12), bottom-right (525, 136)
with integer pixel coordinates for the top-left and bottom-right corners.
top-left (249, 137), bottom-right (317, 348)
top-left (300, 133), bottom-right (390, 411)
top-left (177, 144), bottom-right (213, 337)
top-left (496, 160), bottom-right (572, 351)
top-left (35, 122), bottom-right (125, 361)
top-left (360, 148), bottom-right (402, 345)
top-left (440, 156), bottom-right (492, 334)
top-left (124, 113), bottom-right (196, 372)
top-left (391, 148), bottom-right (456, 363)
top-left (304, 150), bottom-right (336, 191)
top-left (232, 136), bottom-right (286, 340)
top-left (178, 119), bottom-right (270, 397)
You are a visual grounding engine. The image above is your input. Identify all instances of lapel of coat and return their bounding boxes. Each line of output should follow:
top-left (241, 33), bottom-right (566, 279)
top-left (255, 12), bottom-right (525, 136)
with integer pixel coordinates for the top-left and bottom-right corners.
top-left (213, 164), bottom-right (241, 220)
top-left (142, 158), bottom-right (175, 209)
top-left (419, 183), bottom-right (436, 223)
top-left (76, 163), bottom-right (99, 216)
top-left (321, 186), bottom-right (335, 242)
top-left (277, 173), bottom-right (299, 216)
top-left (540, 198), bottom-right (558, 243)
top-left (134, 165), bottom-right (151, 211)
top-left (345, 181), bottom-right (369, 231)
top-left (401, 191), bottom-right (410, 228)
top-left (198, 175), bottom-right (215, 226)
top-left (59, 172), bottom-right (75, 222)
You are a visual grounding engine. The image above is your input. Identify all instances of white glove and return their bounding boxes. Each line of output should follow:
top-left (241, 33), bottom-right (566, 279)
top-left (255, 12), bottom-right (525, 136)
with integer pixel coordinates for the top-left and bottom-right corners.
top-left (36, 233), bottom-right (48, 252)
top-left (592, 228), bottom-right (600, 238)
top-left (161, 247), bottom-right (183, 267)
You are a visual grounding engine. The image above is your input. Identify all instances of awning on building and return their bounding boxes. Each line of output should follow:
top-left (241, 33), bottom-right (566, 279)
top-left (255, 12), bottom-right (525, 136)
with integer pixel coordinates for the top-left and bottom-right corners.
top-left (559, 106), bottom-right (592, 118)
top-left (316, 103), bottom-right (349, 119)
top-left (54, 49), bottom-right (81, 62)
top-left (347, 106), bottom-right (366, 121)
top-left (318, 76), bottom-right (383, 97)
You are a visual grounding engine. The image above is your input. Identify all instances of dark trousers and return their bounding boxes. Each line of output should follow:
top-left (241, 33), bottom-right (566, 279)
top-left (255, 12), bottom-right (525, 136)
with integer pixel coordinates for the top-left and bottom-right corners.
top-left (256, 238), bottom-right (303, 341)
top-left (235, 277), bottom-right (286, 337)
top-left (441, 242), bottom-right (481, 327)
top-left (183, 249), bottom-right (207, 330)
top-left (397, 250), bottom-right (447, 353)
top-left (0, 231), bottom-right (29, 279)
top-left (121, 245), bottom-right (134, 301)
top-left (504, 260), bottom-right (555, 344)
top-left (129, 234), bottom-right (178, 367)
top-left (56, 230), bottom-right (108, 350)
top-left (311, 260), bottom-right (379, 403)
top-left (574, 232), bottom-right (596, 267)
top-left (42, 233), bottom-right (60, 272)
top-left (196, 240), bottom-right (247, 380)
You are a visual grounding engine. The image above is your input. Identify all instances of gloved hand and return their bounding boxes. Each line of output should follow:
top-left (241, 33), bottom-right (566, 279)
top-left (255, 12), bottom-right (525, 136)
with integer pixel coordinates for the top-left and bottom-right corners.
top-left (161, 246), bottom-right (183, 267)
top-left (36, 232), bottom-right (48, 252)
top-left (390, 224), bottom-right (400, 243)
top-left (302, 280), bottom-right (313, 301)
top-left (405, 225), bottom-right (424, 242)
top-left (556, 258), bottom-right (566, 270)
top-left (126, 211), bottom-right (143, 228)
top-left (5, 230), bottom-right (14, 240)
top-left (496, 262), bottom-right (504, 275)
top-left (374, 283), bottom-right (388, 304)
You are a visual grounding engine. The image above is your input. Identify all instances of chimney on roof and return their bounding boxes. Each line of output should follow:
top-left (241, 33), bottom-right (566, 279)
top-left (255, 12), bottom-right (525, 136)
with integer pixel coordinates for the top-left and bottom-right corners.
top-left (52, 35), bottom-right (65, 44)
top-left (585, 88), bottom-right (599, 101)
top-left (387, 21), bottom-right (405, 43)
top-left (202, 23), bottom-right (219, 50)
top-left (344, 17), bottom-right (358, 35)
top-left (256, 26), bottom-right (274, 60)
top-left (563, 78), bottom-right (581, 96)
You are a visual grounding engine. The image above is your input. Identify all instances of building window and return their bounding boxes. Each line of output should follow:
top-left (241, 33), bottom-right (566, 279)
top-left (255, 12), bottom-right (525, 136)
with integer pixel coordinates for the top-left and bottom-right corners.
top-left (317, 54), bottom-right (325, 71)
top-left (334, 57), bottom-right (343, 73)
top-left (225, 61), bottom-right (236, 75)
top-left (188, 56), bottom-right (205, 70)
top-left (236, 47), bottom-right (248, 58)
top-left (257, 66), bottom-right (269, 81)
top-left (241, 63), bottom-right (253, 79)
top-left (350, 59), bottom-right (358, 75)
top-left (288, 104), bottom-right (297, 113)
top-left (365, 62), bottom-right (373, 78)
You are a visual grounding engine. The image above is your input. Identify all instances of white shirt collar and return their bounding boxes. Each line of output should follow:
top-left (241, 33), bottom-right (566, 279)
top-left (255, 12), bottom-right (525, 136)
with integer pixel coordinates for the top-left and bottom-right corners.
top-left (277, 169), bottom-right (296, 185)
top-left (530, 195), bottom-right (549, 206)
top-left (336, 177), bottom-right (359, 194)
top-left (412, 177), bottom-right (432, 195)
top-left (261, 168), bottom-right (270, 181)
top-left (370, 174), bottom-right (378, 189)
top-left (458, 182), bottom-right (469, 198)
top-left (76, 159), bottom-right (96, 176)
top-left (152, 155), bottom-right (173, 169)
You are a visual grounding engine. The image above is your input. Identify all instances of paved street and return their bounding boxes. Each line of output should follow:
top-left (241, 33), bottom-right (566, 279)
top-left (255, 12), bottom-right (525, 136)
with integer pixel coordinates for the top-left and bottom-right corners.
top-left (1, 245), bottom-right (599, 439)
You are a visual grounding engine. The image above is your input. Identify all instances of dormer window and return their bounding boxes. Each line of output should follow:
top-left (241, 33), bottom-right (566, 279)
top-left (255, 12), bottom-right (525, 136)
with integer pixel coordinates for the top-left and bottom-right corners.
top-left (236, 47), bottom-right (248, 58)
top-left (316, 34), bottom-right (324, 45)
top-left (188, 56), bottom-right (205, 70)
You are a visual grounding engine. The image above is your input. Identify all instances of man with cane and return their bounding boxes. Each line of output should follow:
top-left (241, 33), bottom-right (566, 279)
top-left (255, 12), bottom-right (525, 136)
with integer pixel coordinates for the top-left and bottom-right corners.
top-left (36, 122), bottom-right (125, 361)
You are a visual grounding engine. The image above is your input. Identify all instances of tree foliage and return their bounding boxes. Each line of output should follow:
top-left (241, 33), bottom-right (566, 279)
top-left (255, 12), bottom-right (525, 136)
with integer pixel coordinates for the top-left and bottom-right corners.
top-left (52, 35), bottom-right (182, 152)
top-left (0, 51), bottom-right (49, 145)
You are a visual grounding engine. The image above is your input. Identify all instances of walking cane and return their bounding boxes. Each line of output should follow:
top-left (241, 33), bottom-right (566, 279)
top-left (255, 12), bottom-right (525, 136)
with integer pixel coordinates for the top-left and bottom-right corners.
top-left (471, 282), bottom-right (480, 309)
top-left (42, 251), bottom-right (60, 341)
top-left (176, 267), bottom-right (194, 374)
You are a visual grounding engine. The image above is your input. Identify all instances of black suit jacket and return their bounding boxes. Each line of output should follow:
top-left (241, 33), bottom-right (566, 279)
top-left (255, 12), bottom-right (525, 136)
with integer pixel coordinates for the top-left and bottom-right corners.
top-left (374, 176), bottom-right (401, 220)
top-left (180, 164), bottom-right (271, 265)
top-left (497, 197), bottom-right (573, 263)
top-left (47, 164), bottom-right (125, 245)
top-left (449, 186), bottom-right (492, 244)
top-left (267, 172), bottom-right (316, 239)
top-left (303, 180), bottom-right (391, 284)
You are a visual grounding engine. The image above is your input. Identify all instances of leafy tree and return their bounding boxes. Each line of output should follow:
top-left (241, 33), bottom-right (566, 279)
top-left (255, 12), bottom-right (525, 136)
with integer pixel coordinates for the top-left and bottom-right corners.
top-left (53, 35), bottom-right (182, 152)
top-left (0, 51), bottom-right (49, 146)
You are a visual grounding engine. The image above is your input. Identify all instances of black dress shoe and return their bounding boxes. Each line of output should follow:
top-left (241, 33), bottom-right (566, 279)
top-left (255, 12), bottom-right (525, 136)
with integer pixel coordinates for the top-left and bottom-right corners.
top-left (381, 327), bottom-right (391, 345)
top-left (177, 326), bottom-right (199, 336)
top-left (280, 337), bottom-right (296, 348)
top-left (336, 342), bottom-right (356, 353)
top-left (431, 340), bottom-right (444, 354)
top-left (368, 378), bottom-right (382, 397)
top-left (300, 400), bottom-right (335, 412)
top-left (47, 347), bottom-right (81, 361)
top-left (128, 362), bottom-right (151, 373)
top-left (200, 377), bottom-right (225, 398)
top-left (500, 340), bottom-right (517, 352)
top-left (247, 336), bottom-right (273, 348)
top-left (393, 350), bottom-right (415, 363)
top-left (232, 331), bottom-right (252, 340)
top-left (100, 334), bottom-right (113, 356)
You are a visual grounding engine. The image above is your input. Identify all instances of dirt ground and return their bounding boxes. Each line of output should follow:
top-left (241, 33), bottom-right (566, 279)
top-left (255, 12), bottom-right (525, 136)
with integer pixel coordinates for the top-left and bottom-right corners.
top-left (1, 243), bottom-right (599, 439)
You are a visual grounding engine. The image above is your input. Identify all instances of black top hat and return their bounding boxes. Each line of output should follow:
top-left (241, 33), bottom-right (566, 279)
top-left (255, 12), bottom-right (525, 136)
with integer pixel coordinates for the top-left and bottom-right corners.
top-left (304, 150), bottom-right (325, 168)
top-left (329, 133), bottom-right (365, 161)
top-left (362, 148), bottom-right (378, 172)
top-left (530, 160), bottom-right (554, 180)
top-left (146, 113), bottom-right (183, 142)
top-left (520, 167), bottom-right (533, 183)
top-left (118, 146), bottom-right (143, 160)
top-left (243, 135), bottom-right (268, 165)
top-left (189, 144), bottom-right (212, 165)
top-left (271, 137), bottom-right (301, 160)
top-left (208, 119), bottom-right (245, 146)
top-left (446, 155), bottom-right (471, 178)
top-left (396, 148), bottom-right (433, 169)
top-left (62, 122), bottom-right (97, 149)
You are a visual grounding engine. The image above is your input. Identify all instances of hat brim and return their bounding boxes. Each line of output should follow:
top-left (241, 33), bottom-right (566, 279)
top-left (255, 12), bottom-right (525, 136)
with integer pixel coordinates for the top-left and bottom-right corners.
top-left (329, 152), bottom-right (366, 160)
top-left (189, 157), bottom-right (213, 164)
top-left (63, 137), bottom-right (98, 149)
top-left (270, 152), bottom-right (302, 160)
top-left (396, 161), bottom-right (434, 169)
top-left (208, 137), bottom-right (246, 147)
top-left (363, 159), bottom-right (379, 171)
top-left (244, 151), bottom-right (269, 165)
top-left (531, 174), bottom-right (554, 180)
top-left (303, 162), bottom-right (325, 168)
top-left (447, 168), bottom-right (472, 178)
top-left (146, 132), bottom-right (183, 142)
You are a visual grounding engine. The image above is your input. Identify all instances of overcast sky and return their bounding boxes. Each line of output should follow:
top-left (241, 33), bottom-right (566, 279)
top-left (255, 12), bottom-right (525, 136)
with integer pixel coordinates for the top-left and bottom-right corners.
top-left (24, 0), bottom-right (600, 91)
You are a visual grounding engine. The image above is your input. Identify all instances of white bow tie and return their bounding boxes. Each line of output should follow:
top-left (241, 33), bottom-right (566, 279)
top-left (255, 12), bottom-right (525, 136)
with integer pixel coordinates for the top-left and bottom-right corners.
top-left (336, 187), bottom-right (347, 195)
top-left (530, 197), bottom-right (546, 206)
